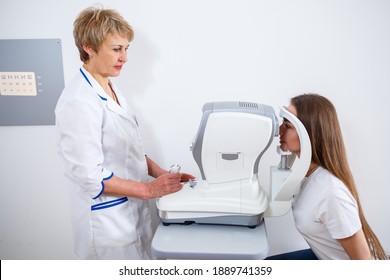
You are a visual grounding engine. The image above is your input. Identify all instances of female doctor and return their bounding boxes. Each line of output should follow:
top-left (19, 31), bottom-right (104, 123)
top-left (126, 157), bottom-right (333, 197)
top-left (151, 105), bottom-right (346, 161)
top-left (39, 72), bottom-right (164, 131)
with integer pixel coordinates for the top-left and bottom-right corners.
top-left (55, 6), bottom-right (195, 259)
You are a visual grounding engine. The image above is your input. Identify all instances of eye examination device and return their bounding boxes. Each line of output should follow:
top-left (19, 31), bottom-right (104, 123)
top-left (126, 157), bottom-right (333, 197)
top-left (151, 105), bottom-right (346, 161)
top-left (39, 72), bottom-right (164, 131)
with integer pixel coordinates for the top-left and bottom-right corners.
top-left (156, 101), bottom-right (311, 228)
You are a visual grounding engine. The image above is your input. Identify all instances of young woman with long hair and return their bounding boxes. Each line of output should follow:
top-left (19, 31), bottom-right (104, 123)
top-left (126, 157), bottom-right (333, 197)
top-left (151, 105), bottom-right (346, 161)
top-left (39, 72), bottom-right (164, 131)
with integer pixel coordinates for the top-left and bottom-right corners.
top-left (278, 93), bottom-right (387, 260)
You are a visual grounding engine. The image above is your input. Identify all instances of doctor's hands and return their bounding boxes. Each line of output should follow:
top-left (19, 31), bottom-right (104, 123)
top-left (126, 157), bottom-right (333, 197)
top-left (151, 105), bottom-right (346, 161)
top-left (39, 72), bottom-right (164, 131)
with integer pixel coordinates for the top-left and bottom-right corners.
top-left (145, 173), bottom-right (183, 198)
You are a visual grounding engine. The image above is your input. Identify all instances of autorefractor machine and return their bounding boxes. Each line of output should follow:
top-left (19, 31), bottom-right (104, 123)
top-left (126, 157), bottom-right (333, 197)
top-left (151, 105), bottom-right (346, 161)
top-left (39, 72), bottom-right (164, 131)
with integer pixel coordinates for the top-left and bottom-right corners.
top-left (154, 101), bottom-right (311, 258)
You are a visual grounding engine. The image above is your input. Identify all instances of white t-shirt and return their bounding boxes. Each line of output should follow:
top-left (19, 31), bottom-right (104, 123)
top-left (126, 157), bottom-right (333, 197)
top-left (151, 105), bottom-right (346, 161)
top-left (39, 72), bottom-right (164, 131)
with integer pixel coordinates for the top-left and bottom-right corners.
top-left (292, 167), bottom-right (361, 260)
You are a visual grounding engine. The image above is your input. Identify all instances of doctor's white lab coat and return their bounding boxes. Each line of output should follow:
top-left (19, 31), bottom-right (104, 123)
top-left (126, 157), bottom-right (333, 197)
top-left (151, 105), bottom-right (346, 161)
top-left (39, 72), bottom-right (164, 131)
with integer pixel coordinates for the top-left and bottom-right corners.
top-left (55, 67), bottom-right (153, 259)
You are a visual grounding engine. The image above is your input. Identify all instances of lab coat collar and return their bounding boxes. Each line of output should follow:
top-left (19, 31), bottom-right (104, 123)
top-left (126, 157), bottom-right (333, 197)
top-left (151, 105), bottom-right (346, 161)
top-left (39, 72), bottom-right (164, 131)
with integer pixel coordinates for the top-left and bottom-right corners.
top-left (80, 67), bottom-right (134, 122)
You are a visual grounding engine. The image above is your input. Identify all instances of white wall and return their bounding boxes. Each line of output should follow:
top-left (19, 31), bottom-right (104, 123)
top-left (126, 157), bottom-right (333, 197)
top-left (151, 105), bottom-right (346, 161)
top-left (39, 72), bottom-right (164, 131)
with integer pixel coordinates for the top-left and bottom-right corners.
top-left (0, 0), bottom-right (389, 259)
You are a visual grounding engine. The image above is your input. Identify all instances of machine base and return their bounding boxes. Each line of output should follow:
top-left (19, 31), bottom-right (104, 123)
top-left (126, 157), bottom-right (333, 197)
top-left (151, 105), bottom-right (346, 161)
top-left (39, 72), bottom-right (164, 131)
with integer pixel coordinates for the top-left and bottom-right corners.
top-left (159, 213), bottom-right (263, 228)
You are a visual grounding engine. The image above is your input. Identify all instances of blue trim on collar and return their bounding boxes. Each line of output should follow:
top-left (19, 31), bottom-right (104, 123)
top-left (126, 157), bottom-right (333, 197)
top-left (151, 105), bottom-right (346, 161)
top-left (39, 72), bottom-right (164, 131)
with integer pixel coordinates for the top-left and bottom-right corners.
top-left (80, 68), bottom-right (92, 87)
top-left (80, 68), bottom-right (108, 101)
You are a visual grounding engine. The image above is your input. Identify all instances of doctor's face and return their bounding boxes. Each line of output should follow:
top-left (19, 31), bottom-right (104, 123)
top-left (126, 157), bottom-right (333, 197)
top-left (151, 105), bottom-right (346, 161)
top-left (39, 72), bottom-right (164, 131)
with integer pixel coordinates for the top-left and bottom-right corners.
top-left (88, 33), bottom-right (129, 78)
top-left (279, 105), bottom-right (300, 155)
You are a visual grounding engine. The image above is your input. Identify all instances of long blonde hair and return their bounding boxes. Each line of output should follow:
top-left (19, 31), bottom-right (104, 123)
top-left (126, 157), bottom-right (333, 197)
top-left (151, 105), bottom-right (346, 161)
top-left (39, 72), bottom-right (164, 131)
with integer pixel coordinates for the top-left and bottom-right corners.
top-left (291, 93), bottom-right (388, 260)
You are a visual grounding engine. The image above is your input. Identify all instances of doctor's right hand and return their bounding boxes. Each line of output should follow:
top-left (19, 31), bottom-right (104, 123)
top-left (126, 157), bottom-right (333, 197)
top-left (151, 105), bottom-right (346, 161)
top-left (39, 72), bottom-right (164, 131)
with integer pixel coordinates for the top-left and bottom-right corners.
top-left (145, 173), bottom-right (183, 198)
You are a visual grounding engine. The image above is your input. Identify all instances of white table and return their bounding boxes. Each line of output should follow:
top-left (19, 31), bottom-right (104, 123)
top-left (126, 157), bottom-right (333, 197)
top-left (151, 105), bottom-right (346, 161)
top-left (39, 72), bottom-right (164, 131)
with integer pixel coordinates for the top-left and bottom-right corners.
top-left (151, 221), bottom-right (269, 259)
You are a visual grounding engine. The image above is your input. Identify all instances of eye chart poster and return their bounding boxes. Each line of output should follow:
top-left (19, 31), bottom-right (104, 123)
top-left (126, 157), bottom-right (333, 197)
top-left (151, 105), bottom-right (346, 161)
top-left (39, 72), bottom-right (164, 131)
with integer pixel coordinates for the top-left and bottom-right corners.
top-left (0, 39), bottom-right (64, 125)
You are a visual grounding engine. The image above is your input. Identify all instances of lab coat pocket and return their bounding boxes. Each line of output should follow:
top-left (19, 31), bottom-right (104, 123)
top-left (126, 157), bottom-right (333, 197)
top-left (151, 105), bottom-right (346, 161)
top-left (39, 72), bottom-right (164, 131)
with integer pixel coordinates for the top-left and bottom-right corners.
top-left (91, 197), bottom-right (138, 248)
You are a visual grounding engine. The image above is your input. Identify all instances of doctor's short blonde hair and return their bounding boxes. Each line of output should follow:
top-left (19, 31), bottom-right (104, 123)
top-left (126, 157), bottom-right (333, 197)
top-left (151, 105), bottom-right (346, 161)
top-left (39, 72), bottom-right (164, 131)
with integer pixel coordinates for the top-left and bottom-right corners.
top-left (73, 6), bottom-right (134, 63)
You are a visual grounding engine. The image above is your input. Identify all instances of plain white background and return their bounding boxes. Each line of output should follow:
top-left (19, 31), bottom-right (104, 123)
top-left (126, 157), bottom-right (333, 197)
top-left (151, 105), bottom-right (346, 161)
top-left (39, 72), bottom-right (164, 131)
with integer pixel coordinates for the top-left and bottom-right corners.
top-left (0, 0), bottom-right (389, 259)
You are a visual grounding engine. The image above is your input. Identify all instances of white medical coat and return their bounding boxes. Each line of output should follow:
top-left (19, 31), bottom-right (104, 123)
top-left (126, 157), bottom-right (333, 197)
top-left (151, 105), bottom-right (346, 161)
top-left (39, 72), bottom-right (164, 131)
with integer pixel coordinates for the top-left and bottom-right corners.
top-left (55, 67), bottom-right (153, 259)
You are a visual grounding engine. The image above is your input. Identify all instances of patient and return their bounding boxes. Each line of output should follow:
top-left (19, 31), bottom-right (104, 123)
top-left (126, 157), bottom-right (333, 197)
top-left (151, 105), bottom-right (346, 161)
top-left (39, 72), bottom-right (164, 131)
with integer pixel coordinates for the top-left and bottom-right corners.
top-left (268, 93), bottom-right (387, 260)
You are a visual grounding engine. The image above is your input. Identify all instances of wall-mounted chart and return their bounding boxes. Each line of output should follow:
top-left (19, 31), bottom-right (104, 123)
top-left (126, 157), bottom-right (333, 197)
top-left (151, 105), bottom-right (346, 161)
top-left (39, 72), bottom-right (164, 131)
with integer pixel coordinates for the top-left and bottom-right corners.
top-left (0, 39), bottom-right (64, 125)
